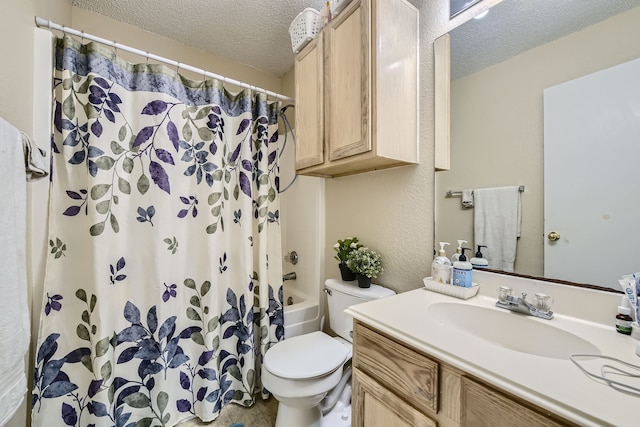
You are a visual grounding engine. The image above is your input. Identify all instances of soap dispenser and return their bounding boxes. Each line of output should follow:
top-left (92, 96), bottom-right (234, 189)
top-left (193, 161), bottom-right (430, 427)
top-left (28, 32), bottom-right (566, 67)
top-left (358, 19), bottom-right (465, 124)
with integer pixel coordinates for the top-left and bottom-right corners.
top-left (451, 240), bottom-right (468, 263)
top-left (452, 248), bottom-right (473, 288)
top-left (470, 245), bottom-right (488, 269)
top-left (432, 242), bottom-right (452, 284)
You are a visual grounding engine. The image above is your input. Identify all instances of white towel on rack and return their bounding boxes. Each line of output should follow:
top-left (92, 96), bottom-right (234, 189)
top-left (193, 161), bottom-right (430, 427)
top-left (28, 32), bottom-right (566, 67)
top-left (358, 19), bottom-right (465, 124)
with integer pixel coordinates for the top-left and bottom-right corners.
top-left (474, 186), bottom-right (521, 272)
top-left (0, 117), bottom-right (30, 424)
top-left (22, 131), bottom-right (48, 181)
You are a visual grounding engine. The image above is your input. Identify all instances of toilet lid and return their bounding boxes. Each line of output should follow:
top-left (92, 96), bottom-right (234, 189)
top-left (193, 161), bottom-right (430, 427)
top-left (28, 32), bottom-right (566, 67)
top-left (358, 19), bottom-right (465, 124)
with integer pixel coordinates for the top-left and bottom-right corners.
top-left (264, 331), bottom-right (349, 379)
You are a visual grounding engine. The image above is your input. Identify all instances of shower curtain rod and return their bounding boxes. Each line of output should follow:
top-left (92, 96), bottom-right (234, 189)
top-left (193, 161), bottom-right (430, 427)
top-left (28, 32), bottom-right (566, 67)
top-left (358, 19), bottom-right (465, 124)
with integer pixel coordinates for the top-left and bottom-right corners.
top-left (34, 17), bottom-right (295, 104)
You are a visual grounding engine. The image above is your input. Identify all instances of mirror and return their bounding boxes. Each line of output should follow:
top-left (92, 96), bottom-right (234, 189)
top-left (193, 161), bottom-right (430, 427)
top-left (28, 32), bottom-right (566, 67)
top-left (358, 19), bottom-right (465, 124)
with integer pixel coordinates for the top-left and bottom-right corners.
top-left (435, 0), bottom-right (640, 291)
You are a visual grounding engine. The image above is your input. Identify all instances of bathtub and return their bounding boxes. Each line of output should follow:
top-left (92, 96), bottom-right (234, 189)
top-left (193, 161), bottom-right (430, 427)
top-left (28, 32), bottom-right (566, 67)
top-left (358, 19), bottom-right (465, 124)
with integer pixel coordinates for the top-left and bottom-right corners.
top-left (283, 286), bottom-right (320, 338)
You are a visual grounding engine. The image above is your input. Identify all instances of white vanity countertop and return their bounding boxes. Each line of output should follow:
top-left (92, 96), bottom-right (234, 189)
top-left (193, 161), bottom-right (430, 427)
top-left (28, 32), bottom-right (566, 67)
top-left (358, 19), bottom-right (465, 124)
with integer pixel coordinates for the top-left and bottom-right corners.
top-left (346, 286), bottom-right (640, 427)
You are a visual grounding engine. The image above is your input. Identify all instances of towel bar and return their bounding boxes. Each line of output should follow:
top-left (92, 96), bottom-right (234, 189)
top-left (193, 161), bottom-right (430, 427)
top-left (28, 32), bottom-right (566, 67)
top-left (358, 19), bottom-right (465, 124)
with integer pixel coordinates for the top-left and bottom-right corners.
top-left (446, 185), bottom-right (524, 197)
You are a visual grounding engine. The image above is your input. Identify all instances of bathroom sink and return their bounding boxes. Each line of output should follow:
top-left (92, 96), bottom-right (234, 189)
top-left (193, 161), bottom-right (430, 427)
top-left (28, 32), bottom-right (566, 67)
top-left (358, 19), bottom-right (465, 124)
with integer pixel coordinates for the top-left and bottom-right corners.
top-left (427, 302), bottom-right (600, 359)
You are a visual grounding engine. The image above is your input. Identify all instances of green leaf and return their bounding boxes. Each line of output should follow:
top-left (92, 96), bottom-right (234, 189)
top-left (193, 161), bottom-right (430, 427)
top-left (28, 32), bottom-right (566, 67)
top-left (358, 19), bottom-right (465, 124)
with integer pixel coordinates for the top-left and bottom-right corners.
top-left (108, 384), bottom-right (115, 404)
top-left (162, 413), bottom-right (170, 425)
top-left (207, 316), bottom-right (218, 333)
top-left (96, 156), bottom-right (116, 170)
top-left (186, 307), bottom-right (201, 321)
top-left (122, 157), bottom-right (134, 174)
top-left (62, 78), bottom-right (72, 90)
top-left (136, 418), bottom-right (153, 427)
top-left (203, 306), bottom-right (209, 315)
top-left (268, 187), bottom-right (276, 202)
top-left (90, 222), bottom-right (105, 236)
top-left (259, 174), bottom-right (269, 185)
top-left (163, 238), bottom-right (173, 244)
top-left (211, 205), bottom-right (221, 216)
top-left (101, 360), bottom-right (112, 381)
top-left (92, 325), bottom-right (97, 335)
top-left (246, 369), bottom-right (256, 389)
top-left (182, 122), bottom-right (193, 141)
top-left (188, 105), bottom-right (198, 114)
top-left (118, 177), bottom-right (131, 195)
top-left (201, 281), bottom-right (211, 296)
top-left (208, 192), bottom-right (222, 205)
top-left (227, 365), bottom-right (242, 381)
top-left (213, 169), bottom-right (223, 181)
top-left (233, 185), bottom-right (239, 200)
top-left (110, 141), bottom-right (124, 155)
top-left (81, 310), bottom-right (90, 324)
top-left (261, 325), bottom-right (268, 339)
top-left (191, 332), bottom-right (204, 346)
top-left (118, 125), bottom-right (127, 142)
top-left (90, 294), bottom-right (97, 312)
top-left (96, 337), bottom-right (110, 357)
top-left (76, 289), bottom-right (87, 302)
top-left (198, 127), bottom-right (213, 141)
top-left (257, 195), bottom-right (268, 206)
top-left (85, 103), bottom-right (100, 119)
top-left (81, 354), bottom-right (93, 373)
top-left (258, 207), bottom-right (268, 218)
top-left (113, 195), bottom-right (119, 205)
top-left (110, 214), bottom-right (120, 233)
top-left (91, 184), bottom-right (111, 200)
top-left (189, 296), bottom-right (201, 308)
top-left (224, 170), bottom-right (231, 184)
top-left (96, 200), bottom-right (110, 214)
top-left (211, 335), bottom-right (220, 351)
top-left (184, 278), bottom-right (196, 289)
top-left (72, 73), bottom-right (83, 83)
top-left (77, 79), bottom-right (90, 94)
top-left (63, 94), bottom-right (75, 119)
top-left (157, 391), bottom-right (169, 414)
top-left (206, 223), bottom-right (217, 234)
top-left (77, 324), bottom-right (90, 341)
top-left (124, 392), bottom-right (150, 409)
top-left (137, 174), bottom-right (150, 195)
top-left (223, 187), bottom-right (229, 201)
top-left (195, 106), bottom-right (211, 120)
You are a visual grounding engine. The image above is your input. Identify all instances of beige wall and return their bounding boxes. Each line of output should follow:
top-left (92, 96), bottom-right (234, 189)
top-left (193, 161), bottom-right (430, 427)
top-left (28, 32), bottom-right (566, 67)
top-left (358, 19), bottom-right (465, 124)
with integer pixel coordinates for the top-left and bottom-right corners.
top-left (436, 6), bottom-right (640, 277)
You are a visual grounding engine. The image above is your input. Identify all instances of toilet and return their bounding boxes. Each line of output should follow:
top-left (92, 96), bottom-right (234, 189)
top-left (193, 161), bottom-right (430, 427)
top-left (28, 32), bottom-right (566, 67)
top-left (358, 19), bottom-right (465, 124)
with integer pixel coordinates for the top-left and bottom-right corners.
top-left (262, 278), bottom-right (396, 427)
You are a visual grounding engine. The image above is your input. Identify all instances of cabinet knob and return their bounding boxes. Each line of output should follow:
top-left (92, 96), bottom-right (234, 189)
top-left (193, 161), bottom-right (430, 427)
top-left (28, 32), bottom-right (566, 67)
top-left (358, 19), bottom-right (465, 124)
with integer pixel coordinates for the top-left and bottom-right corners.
top-left (547, 231), bottom-right (560, 241)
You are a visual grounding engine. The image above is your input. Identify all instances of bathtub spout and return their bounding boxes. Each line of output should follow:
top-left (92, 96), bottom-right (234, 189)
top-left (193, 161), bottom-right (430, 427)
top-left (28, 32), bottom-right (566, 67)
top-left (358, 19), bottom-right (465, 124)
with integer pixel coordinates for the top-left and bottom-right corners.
top-left (282, 272), bottom-right (297, 281)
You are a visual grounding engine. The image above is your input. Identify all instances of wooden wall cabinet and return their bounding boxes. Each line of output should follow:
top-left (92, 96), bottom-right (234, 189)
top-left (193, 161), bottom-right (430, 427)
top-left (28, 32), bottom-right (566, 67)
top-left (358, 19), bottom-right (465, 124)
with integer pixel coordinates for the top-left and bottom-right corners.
top-left (352, 320), bottom-right (577, 427)
top-left (294, 0), bottom-right (419, 177)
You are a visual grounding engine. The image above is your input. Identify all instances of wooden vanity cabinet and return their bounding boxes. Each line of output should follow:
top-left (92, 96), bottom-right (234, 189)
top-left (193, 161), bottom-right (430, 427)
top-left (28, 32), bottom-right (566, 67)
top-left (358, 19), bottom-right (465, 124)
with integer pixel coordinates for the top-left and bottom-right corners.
top-left (293, 0), bottom-right (418, 177)
top-left (352, 320), bottom-right (577, 427)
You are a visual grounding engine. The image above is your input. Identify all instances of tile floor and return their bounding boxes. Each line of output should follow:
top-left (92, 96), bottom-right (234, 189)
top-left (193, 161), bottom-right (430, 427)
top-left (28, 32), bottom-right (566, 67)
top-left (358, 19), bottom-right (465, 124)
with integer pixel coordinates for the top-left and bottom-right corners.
top-left (178, 397), bottom-right (278, 427)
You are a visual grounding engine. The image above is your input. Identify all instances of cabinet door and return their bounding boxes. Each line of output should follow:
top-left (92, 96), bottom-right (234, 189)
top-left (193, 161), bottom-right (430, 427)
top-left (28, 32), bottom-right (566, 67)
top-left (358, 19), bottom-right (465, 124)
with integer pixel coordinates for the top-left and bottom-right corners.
top-left (294, 37), bottom-right (324, 169)
top-left (352, 368), bottom-right (436, 427)
top-left (324, 0), bottom-right (371, 161)
top-left (461, 377), bottom-right (572, 427)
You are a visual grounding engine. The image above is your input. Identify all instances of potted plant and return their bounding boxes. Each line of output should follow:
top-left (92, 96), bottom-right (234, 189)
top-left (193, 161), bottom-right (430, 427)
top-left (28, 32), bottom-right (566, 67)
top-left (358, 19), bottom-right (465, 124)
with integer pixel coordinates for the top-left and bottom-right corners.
top-left (346, 246), bottom-right (383, 288)
top-left (333, 237), bottom-right (362, 281)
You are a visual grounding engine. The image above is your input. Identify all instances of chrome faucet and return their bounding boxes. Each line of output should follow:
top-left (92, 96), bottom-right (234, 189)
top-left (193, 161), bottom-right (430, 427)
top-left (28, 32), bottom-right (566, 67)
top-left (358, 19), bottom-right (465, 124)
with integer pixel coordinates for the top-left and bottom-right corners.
top-left (496, 292), bottom-right (554, 320)
top-left (282, 272), bottom-right (297, 281)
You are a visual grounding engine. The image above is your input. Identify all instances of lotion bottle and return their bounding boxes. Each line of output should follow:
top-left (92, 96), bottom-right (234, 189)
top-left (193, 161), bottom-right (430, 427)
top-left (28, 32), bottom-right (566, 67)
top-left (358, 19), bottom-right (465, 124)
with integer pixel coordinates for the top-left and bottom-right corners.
top-left (451, 240), bottom-right (467, 263)
top-left (470, 245), bottom-right (488, 269)
top-left (452, 248), bottom-right (473, 288)
top-left (431, 242), bottom-right (452, 284)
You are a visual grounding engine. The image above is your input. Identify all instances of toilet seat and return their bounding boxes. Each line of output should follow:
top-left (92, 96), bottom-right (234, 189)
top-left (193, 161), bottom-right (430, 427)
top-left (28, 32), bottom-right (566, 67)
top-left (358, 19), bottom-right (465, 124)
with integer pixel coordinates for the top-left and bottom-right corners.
top-left (264, 331), bottom-right (349, 379)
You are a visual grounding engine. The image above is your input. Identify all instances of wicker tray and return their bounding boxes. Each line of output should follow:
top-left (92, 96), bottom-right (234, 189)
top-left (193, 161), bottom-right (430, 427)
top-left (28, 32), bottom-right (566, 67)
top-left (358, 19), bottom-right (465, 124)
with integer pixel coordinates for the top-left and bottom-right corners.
top-left (423, 277), bottom-right (479, 300)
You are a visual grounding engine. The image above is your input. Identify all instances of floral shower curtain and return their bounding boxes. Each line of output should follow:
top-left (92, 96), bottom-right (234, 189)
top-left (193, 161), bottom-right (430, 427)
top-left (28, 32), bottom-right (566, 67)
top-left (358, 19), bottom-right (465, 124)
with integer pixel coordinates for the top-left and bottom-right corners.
top-left (33, 35), bottom-right (284, 427)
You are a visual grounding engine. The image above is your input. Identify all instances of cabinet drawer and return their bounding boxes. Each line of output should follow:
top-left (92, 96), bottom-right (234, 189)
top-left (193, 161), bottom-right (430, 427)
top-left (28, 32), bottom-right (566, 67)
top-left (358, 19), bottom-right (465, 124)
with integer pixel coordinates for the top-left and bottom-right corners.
top-left (353, 321), bottom-right (439, 414)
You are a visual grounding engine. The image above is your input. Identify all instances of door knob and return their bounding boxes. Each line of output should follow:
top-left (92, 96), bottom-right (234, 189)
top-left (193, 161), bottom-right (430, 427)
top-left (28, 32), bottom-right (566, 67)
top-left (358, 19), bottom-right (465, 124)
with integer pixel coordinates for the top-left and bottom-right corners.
top-left (547, 231), bottom-right (560, 241)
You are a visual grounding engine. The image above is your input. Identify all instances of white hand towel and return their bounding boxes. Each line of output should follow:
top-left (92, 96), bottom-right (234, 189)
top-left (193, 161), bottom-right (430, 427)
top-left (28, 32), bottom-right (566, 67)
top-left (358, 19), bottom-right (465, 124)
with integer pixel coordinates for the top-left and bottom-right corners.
top-left (0, 117), bottom-right (30, 422)
top-left (22, 131), bottom-right (48, 181)
top-left (474, 186), bottom-right (521, 272)
top-left (461, 189), bottom-right (474, 208)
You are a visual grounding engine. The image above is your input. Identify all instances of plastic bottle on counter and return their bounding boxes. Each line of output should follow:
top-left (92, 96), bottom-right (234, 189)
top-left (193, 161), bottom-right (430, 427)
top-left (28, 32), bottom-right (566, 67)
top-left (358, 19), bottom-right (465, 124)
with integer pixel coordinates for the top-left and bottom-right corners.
top-left (616, 296), bottom-right (633, 335)
top-left (451, 240), bottom-right (467, 263)
top-left (431, 242), bottom-right (452, 284)
top-left (470, 245), bottom-right (488, 269)
top-left (452, 248), bottom-right (473, 288)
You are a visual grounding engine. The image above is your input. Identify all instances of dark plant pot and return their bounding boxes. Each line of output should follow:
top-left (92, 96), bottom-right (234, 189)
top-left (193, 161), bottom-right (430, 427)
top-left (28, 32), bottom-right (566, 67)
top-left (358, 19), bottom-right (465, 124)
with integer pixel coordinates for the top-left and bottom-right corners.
top-left (356, 273), bottom-right (371, 288)
top-left (339, 263), bottom-right (356, 281)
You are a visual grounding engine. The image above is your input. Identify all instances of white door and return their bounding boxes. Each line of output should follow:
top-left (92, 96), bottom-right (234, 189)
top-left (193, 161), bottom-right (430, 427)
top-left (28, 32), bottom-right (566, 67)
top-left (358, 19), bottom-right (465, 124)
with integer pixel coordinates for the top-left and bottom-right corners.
top-left (544, 58), bottom-right (640, 289)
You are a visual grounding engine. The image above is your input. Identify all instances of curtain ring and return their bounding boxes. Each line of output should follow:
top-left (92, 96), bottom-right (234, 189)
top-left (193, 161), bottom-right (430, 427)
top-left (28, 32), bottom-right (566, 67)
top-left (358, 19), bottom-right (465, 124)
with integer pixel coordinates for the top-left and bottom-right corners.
top-left (48, 20), bottom-right (52, 30)
top-left (146, 52), bottom-right (150, 65)
top-left (61, 25), bottom-right (66, 34)
top-left (176, 62), bottom-right (181, 74)
top-left (113, 41), bottom-right (118, 55)
top-left (80, 30), bottom-right (85, 44)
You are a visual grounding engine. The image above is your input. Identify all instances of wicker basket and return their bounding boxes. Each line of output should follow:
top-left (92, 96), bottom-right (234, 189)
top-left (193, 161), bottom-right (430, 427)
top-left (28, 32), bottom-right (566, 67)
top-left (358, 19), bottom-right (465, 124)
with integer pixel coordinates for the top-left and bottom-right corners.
top-left (289, 8), bottom-right (322, 54)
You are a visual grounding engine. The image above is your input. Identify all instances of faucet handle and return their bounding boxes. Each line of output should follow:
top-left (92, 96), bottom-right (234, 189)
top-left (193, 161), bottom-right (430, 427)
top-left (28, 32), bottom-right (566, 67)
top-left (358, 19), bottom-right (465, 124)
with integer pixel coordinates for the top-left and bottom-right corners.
top-left (534, 293), bottom-right (552, 312)
top-left (521, 292), bottom-right (528, 301)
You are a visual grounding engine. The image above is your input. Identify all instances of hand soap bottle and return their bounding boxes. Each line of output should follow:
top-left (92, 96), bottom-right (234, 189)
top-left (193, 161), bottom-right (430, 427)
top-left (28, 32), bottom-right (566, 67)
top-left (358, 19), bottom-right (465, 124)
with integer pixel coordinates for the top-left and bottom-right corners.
top-left (451, 240), bottom-right (467, 263)
top-left (470, 245), bottom-right (488, 269)
top-left (452, 247), bottom-right (473, 288)
top-left (432, 242), bottom-right (452, 284)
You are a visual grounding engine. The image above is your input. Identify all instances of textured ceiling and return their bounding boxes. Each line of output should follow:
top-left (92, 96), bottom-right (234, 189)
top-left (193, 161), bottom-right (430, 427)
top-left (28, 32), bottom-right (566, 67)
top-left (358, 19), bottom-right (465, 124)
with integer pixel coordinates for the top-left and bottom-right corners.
top-left (72, 1), bottom-right (640, 79)
top-left (451, 0), bottom-right (640, 80)
top-left (71, 0), bottom-right (328, 76)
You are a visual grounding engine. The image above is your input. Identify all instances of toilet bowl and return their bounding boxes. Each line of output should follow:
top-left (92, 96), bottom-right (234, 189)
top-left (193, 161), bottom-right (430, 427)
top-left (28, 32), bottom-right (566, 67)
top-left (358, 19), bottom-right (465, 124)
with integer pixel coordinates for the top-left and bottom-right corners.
top-left (262, 279), bottom-right (395, 427)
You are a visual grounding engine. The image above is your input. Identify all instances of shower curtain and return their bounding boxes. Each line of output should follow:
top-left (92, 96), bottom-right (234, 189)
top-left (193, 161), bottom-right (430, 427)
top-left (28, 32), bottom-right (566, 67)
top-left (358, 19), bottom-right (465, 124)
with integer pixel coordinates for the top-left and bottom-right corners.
top-left (32, 35), bottom-right (284, 426)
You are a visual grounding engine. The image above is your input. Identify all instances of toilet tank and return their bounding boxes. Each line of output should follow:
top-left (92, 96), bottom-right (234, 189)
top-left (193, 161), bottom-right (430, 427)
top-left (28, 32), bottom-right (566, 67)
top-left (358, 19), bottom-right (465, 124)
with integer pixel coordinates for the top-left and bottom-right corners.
top-left (324, 279), bottom-right (396, 342)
